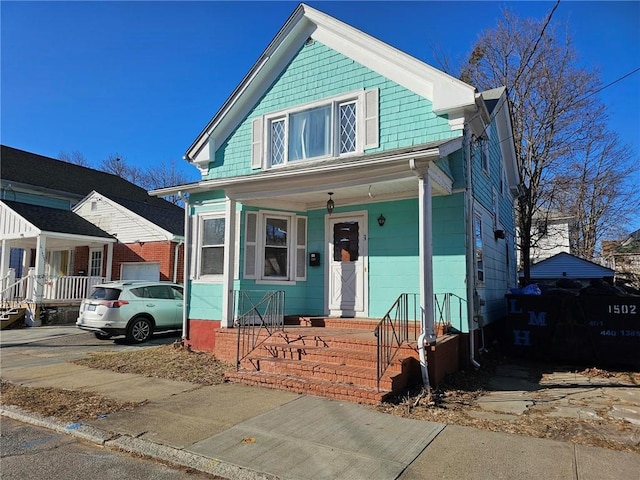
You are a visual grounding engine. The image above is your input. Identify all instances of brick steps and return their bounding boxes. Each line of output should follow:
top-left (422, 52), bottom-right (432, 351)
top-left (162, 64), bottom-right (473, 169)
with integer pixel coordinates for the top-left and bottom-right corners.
top-left (218, 318), bottom-right (424, 404)
top-left (225, 370), bottom-right (392, 405)
top-left (259, 343), bottom-right (387, 368)
top-left (245, 356), bottom-right (403, 390)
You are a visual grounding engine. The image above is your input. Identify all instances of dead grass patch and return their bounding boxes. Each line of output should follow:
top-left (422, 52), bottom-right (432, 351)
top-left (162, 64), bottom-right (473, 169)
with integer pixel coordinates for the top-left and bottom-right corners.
top-left (1, 381), bottom-right (144, 423)
top-left (72, 343), bottom-right (235, 386)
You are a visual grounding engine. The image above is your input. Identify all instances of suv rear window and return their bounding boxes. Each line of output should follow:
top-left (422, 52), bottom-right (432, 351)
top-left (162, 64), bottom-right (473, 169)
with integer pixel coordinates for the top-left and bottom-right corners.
top-left (89, 287), bottom-right (121, 301)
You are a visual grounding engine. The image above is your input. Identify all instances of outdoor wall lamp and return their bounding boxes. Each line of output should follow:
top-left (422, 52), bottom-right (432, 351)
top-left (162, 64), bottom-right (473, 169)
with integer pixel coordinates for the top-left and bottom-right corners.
top-left (494, 229), bottom-right (505, 240)
top-left (326, 192), bottom-right (335, 215)
top-left (377, 214), bottom-right (386, 227)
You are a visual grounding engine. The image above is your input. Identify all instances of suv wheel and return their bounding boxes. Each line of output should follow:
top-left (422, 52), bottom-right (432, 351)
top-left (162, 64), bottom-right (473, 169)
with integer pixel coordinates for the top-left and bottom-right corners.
top-left (126, 317), bottom-right (152, 343)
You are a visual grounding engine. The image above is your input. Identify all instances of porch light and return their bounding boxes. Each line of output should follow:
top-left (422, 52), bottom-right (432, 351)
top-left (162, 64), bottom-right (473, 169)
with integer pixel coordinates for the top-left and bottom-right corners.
top-left (377, 214), bottom-right (386, 227)
top-left (326, 192), bottom-right (335, 215)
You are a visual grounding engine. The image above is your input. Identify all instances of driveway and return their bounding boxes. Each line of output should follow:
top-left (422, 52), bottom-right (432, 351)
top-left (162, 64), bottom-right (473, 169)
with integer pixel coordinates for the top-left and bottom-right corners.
top-left (0, 326), bottom-right (181, 372)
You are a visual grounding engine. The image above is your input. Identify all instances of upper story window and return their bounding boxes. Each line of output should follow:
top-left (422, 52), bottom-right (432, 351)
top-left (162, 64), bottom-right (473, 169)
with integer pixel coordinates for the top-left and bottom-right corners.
top-left (251, 89), bottom-right (379, 170)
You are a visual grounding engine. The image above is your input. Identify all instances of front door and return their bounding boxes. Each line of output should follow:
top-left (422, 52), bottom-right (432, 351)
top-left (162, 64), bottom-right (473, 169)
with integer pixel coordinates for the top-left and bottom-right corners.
top-left (327, 213), bottom-right (367, 317)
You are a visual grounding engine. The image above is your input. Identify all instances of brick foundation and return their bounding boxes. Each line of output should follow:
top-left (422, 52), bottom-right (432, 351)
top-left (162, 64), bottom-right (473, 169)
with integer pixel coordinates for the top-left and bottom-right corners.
top-left (184, 319), bottom-right (222, 352)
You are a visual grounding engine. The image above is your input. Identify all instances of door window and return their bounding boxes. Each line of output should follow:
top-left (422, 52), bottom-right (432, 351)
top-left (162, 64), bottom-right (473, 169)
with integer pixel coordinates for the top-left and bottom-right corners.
top-left (333, 222), bottom-right (359, 262)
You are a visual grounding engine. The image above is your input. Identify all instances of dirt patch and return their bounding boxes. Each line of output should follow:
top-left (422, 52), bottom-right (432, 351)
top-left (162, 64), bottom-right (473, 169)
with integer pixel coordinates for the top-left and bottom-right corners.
top-left (1, 381), bottom-right (144, 423)
top-left (373, 359), bottom-right (640, 454)
top-left (72, 343), bottom-right (235, 386)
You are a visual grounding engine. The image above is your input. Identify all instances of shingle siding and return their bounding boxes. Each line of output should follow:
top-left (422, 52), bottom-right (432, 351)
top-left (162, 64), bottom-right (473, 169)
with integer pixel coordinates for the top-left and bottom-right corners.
top-left (207, 41), bottom-right (458, 179)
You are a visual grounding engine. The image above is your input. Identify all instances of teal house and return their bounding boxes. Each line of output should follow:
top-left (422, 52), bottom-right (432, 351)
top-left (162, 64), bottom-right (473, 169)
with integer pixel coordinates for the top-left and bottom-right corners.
top-left (154, 4), bottom-right (519, 400)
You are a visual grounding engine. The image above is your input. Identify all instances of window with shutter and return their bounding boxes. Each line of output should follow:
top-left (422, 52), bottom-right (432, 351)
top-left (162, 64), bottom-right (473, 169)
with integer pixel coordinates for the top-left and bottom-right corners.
top-left (243, 211), bottom-right (307, 284)
top-left (252, 89), bottom-right (378, 170)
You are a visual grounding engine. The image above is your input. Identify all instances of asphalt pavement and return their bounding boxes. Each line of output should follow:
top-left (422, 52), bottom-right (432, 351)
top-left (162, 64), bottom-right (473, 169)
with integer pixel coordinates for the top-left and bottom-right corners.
top-left (2, 326), bottom-right (639, 480)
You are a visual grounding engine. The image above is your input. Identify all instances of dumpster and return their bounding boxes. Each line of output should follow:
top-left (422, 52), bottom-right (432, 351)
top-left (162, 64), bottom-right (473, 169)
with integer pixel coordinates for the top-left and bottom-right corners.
top-left (505, 294), bottom-right (640, 369)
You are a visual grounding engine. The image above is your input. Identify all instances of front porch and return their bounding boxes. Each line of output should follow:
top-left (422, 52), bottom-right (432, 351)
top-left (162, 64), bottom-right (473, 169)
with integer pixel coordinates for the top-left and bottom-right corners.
top-left (1, 271), bottom-right (105, 327)
top-left (214, 315), bottom-right (461, 405)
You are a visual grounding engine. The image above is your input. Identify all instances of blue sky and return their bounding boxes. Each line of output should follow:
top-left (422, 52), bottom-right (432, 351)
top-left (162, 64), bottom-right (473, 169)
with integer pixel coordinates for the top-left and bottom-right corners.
top-left (2, 1), bottom-right (639, 229)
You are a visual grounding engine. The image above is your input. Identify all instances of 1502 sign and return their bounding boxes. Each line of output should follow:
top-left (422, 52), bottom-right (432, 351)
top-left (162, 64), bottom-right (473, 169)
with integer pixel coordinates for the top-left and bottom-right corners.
top-left (608, 304), bottom-right (637, 315)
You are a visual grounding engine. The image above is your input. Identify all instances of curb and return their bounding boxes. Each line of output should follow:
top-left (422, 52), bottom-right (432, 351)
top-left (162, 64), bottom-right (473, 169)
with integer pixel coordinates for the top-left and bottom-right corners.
top-left (1, 406), bottom-right (278, 480)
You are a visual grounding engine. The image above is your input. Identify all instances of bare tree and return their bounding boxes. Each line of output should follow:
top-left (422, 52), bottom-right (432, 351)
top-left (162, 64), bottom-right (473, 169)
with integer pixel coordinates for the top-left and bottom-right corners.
top-left (141, 159), bottom-right (193, 205)
top-left (459, 7), bottom-right (607, 282)
top-left (58, 150), bottom-right (91, 167)
top-left (99, 153), bottom-right (144, 185)
top-left (552, 118), bottom-right (639, 259)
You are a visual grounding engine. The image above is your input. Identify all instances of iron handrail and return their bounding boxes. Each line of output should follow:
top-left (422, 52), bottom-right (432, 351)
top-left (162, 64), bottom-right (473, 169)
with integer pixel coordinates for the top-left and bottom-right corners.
top-left (234, 290), bottom-right (285, 370)
top-left (374, 293), bottom-right (418, 390)
top-left (375, 292), bottom-right (467, 390)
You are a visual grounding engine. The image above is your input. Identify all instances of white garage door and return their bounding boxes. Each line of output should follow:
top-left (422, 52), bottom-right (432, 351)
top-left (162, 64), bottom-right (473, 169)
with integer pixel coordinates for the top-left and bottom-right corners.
top-left (121, 262), bottom-right (160, 281)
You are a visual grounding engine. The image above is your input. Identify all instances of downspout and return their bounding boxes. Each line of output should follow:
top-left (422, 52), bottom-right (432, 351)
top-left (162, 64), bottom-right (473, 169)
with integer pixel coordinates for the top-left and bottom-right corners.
top-left (409, 159), bottom-right (435, 390)
top-left (178, 191), bottom-right (190, 341)
top-left (464, 126), bottom-right (481, 369)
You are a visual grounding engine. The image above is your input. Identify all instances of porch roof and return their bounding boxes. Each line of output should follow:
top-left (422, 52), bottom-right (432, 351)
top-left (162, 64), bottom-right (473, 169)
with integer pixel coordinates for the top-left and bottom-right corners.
top-left (151, 140), bottom-right (457, 206)
top-left (2, 200), bottom-right (115, 244)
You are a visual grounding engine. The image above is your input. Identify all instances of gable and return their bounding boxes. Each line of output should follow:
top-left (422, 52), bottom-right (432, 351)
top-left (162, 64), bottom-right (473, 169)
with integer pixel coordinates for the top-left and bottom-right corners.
top-left (186, 4), bottom-right (477, 172)
top-left (73, 192), bottom-right (184, 243)
top-left (194, 40), bottom-right (460, 179)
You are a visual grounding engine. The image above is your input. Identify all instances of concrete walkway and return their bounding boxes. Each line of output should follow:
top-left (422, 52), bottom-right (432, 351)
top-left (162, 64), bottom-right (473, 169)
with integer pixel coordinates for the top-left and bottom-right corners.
top-left (2, 329), bottom-right (639, 479)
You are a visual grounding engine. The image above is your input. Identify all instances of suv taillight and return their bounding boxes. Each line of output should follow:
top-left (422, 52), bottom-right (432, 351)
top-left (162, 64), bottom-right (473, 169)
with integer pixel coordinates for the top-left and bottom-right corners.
top-left (99, 300), bottom-right (129, 308)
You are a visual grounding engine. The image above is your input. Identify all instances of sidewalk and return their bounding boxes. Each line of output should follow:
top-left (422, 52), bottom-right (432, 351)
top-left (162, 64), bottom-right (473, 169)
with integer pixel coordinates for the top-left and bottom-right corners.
top-left (1, 343), bottom-right (638, 479)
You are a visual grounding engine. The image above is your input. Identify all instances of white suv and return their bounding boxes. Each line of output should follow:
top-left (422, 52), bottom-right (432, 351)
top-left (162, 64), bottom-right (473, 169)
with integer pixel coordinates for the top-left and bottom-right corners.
top-left (76, 281), bottom-right (183, 343)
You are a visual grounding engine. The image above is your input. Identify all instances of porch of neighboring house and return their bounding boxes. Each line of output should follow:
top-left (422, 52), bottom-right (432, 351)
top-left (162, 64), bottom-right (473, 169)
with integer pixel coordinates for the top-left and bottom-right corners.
top-left (205, 291), bottom-right (465, 405)
top-left (1, 269), bottom-right (106, 329)
top-left (1, 200), bottom-right (117, 328)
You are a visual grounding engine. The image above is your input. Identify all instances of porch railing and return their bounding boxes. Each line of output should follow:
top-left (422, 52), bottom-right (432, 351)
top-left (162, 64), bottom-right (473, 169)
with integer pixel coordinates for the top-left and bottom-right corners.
top-left (1, 270), bottom-right (105, 304)
top-left (375, 292), bottom-right (467, 390)
top-left (234, 290), bottom-right (285, 370)
top-left (374, 293), bottom-right (418, 390)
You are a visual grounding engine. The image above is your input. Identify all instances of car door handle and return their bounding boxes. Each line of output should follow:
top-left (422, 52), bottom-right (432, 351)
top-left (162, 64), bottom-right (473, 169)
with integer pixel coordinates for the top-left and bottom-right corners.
top-left (146, 303), bottom-right (155, 307)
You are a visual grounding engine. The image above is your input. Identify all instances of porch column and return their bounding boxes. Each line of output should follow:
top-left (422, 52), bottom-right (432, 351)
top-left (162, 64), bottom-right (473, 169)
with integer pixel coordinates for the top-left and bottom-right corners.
top-left (221, 197), bottom-right (237, 328)
top-left (0, 239), bottom-right (10, 282)
top-left (33, 234), bottom-right (47, 304)
top-left (418, 168), bottom-right (436, 344)
top-left (105, 242), bottom-right (113, 281)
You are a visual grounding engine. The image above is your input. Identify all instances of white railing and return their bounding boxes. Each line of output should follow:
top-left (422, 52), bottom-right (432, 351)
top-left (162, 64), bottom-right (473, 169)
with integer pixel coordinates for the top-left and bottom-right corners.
top-left (1, 270), bottom-right (105, 303)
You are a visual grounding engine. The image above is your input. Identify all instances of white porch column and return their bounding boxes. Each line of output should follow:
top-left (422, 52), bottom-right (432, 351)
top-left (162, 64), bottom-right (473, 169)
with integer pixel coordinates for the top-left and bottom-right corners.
top-left (33, 234), bottom-right (47, 304)
top-left (221, 197), bottom-right (237, 328)
top-left (0, 239), bottom-right (10, 282)
top-left (105, 242), bottom-right (114, 281)
top-left (418, 169), bottom-right (436, 344)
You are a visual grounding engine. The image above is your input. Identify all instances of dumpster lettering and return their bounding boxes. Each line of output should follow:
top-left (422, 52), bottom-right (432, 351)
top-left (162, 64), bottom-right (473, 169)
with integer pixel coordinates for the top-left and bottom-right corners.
top-left (513, 329), bottom-right (531, 346)
top-left (528, 311), bottom-right (547, 327)
top-left (508, 298), bottom-right (523, 314)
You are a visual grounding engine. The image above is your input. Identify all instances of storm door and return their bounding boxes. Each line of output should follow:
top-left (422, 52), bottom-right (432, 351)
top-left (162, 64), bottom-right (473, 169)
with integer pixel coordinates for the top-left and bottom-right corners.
top-left (327, 213), bottom-right (367, 317)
